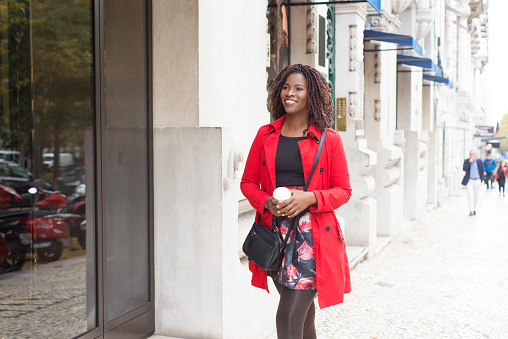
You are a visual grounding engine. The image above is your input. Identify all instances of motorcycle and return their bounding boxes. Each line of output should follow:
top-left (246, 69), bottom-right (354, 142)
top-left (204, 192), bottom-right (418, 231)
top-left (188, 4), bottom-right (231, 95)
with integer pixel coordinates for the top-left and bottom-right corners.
top-left (0, 232), bottom-right (11, 273)
top-left (0, 211), bottom-right (31, 272)
top-left (24, 211), bottom-right (72, 262)
top-left (24, 185), bottom-right (86, 251)
top-left (0, 184), bottom-right (85, 271)
top-left (57, 184), bottom-right (86, 250)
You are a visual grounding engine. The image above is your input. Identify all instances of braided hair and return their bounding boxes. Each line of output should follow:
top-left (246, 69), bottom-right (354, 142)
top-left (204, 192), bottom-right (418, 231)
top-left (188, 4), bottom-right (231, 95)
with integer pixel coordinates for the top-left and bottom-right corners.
top-left (267, 64), bottom-right (333, 133)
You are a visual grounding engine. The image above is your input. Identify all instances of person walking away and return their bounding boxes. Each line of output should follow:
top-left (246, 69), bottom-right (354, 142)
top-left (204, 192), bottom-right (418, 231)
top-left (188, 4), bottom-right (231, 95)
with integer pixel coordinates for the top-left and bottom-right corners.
top-left (241, 64), bottom-right (352, 339)
top-left (462, 150), bottom-right (484, 216)
top-left (494, 160), bottom-right (508, 197)
top-left (483, 154), bottom-right (496, 190)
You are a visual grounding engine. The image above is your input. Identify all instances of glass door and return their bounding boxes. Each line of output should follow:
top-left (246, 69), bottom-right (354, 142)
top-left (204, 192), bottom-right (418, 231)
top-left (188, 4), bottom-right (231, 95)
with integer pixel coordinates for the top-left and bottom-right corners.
top-left (0, 0), bottom-right (98, 337)
top-left (0, 0), bottom-right (153, 338)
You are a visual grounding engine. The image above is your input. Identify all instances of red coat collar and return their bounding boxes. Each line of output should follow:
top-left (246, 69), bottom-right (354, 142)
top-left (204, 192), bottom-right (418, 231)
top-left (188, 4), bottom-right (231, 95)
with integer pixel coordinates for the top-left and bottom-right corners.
top-left (267, 116), bottom-right (323, 142)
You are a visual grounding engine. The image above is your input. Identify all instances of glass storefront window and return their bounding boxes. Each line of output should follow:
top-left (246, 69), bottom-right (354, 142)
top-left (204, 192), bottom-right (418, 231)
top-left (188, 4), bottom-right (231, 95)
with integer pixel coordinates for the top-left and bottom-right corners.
top-left (0, 0), bottom-right (96, 337)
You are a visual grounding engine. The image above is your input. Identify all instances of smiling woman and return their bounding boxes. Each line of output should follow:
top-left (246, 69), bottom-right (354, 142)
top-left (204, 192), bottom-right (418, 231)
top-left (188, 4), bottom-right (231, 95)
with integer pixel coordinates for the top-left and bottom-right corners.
top-left (241, 64), bottom-right (352, 339)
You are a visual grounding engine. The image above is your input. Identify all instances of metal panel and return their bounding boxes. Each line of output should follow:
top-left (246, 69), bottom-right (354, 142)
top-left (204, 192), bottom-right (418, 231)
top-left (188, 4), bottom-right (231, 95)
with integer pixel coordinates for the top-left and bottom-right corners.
top-left (104, 309), bottom-right (154, 339)
top-left (101, 0), bottom-right (151, 327)
top-left (336, 98), bottom-right (347, 131)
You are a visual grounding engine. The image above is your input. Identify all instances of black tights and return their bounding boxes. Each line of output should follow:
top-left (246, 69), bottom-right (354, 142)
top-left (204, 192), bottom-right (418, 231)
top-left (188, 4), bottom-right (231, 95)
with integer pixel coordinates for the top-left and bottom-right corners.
top-left (273, 280), bottom-right (318, 339)
top-left (499, 179), bottom-right (505, 194)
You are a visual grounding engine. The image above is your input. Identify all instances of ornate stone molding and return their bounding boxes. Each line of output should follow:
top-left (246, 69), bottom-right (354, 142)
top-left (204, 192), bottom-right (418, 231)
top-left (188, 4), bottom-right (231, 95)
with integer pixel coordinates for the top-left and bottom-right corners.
top-left (366, 10), bottom-right (400, 33)
top-left (349, 92), bottom-right (358, 118)
top-left (416, 0), bottom-right (433, 42)
top-left (306, 5), bottom-right (317, 54)
top-left (456, 4), bottom-right (471, 19)
top-left (374, 51), bottom-right (381, 83)
top-left (391, 0), bottom-right (412, 16)
top-left (326, 4), bottom-right (336, 121)
top-left (374, 100), bottom-right (381, 121)
top-left (349, 25), bottom-right (358, 71)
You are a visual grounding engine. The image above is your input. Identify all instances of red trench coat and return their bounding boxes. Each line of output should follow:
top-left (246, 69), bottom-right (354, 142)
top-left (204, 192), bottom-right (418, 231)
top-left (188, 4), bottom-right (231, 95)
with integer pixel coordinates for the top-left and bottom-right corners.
top-left (240, 116), bottom-right (352, 308)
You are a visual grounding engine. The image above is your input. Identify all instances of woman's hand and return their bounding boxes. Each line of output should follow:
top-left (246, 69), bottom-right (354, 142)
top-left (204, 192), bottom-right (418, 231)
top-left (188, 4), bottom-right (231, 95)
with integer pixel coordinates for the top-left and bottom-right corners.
top-left (275, 190), bottom-right (317, 218)
top-left (264, 196), bottom-right (280, 216)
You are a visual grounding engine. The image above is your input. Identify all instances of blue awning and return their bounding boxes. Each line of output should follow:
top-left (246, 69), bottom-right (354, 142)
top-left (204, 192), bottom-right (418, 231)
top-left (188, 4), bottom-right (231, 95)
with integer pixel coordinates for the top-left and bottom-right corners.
top-left (423, 74), bottom-right (454, 89)
top-left (366, 0), bottom-right (381, 13)
top-left (364, 30), bottom-right (423, 56)
top-left (396, 54), bottom-right (443, 77)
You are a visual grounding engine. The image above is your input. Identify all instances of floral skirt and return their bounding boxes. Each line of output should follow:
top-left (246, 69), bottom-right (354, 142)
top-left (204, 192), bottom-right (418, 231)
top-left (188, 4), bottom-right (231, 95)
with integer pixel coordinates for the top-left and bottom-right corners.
top-left (268, 188), bottom-right (316, 290)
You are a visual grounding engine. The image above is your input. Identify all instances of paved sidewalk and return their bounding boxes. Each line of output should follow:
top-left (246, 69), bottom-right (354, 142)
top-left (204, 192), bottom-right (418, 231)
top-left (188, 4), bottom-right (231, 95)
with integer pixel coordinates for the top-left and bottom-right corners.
top-left (283, 187), bottom-right (508, 338)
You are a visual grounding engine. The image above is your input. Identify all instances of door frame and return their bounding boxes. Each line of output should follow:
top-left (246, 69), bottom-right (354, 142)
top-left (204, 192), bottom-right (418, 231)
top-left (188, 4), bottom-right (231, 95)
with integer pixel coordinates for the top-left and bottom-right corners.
top-left (79, 0), bottom-right (154, 338)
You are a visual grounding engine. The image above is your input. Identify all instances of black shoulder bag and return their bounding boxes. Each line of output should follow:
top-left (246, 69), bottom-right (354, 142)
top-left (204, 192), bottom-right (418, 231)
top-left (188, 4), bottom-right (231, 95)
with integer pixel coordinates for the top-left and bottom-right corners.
top-left (242, 129), bottom-right (327, 271)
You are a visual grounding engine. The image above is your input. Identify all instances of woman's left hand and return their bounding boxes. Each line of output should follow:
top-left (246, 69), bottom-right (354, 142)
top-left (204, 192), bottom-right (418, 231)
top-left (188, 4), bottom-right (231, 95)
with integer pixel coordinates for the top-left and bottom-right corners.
top-left (277, 190), bottom-right (317, 218)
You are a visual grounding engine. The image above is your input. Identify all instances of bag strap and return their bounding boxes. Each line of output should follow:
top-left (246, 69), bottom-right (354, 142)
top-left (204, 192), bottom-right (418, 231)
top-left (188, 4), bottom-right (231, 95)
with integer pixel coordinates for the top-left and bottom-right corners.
top-left (303, 129), bottom-right (327, 192)
top-left (280, 129), bottom-right (327, 250)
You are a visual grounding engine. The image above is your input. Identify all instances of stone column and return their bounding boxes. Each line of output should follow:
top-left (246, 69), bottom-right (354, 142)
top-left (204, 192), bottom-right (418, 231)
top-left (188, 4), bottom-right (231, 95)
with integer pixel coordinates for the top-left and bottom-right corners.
top-left (335, 4), bottom-right (377, 257)
top-left (153, 1), bottom-right (278, 338)
top-left (364, 10), bottom-right (404, 249)
top-left (456, 4), bottom-right (471, 92)
top-left (422, 85), bottom-right (438, 206)
top-left (397, 61), bottom-right (426, 221)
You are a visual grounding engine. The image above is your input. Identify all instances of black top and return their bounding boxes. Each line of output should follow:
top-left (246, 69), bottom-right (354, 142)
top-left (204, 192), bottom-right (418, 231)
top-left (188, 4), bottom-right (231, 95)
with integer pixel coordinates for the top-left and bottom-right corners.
top-left (275, 135), bottom-right (307, 187)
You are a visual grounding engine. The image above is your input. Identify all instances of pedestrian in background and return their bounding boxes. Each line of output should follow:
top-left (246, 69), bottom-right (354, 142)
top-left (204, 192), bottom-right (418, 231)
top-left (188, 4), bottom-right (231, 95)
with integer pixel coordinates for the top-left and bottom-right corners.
top-left (462, 150), bottom-right (484, 216)
top-left (494, 160), bottom-right (507, 197)
top-left (483, 153), bottom-right (496, 190)
top-left (241, 64), bottom-right (352, 339)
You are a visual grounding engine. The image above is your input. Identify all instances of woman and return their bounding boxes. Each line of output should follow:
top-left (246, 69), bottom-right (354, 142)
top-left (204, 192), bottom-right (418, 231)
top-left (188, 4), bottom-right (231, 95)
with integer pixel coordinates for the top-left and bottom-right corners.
top-left (495, 160), bottom-right (508, 196)
top-left (241, 64), bottom-right (352, 338)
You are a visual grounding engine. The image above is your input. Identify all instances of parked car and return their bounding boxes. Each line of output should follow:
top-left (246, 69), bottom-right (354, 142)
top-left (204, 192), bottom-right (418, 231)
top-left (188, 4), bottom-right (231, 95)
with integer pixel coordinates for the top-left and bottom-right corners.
top-left (55, 164), bottom-right (85, 196)
top-left (43, 153), bottom-right (74, 169)
top-left (0, 150), bottom-right (21, 163)
top-left (0, 160), bottom-right (32, 194)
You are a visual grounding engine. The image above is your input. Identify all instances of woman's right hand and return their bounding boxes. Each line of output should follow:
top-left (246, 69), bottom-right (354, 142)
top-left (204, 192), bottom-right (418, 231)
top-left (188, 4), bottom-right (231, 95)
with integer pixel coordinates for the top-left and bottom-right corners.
top-left (264, 196), bottom-right (281, 215)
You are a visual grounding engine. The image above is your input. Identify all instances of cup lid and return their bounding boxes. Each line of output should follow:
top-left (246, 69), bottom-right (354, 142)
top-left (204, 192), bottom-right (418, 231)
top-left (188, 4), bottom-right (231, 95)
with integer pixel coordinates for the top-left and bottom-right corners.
top-left (273, 187), bottom-right (291, 201)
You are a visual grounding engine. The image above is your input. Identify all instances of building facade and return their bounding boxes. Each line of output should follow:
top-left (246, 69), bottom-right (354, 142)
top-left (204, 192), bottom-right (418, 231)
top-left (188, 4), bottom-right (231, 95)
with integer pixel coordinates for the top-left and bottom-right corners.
top-left (0, 0), bottom-right (488, 338)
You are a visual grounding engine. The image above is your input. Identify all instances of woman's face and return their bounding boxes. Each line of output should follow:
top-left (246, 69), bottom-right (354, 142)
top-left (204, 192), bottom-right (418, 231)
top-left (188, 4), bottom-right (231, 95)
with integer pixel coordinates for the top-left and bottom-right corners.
top-left (280, 73), bottom-right (308, 117)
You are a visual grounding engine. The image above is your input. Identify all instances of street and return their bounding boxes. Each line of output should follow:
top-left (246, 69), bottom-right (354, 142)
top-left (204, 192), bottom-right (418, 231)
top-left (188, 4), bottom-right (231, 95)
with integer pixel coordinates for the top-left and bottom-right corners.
top-left (303, 187), bottom-right (508, 338)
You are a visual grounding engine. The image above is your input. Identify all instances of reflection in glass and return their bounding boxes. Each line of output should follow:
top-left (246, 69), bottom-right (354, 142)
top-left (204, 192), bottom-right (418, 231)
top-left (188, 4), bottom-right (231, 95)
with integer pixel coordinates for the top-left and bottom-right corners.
top-left (0, 0), bottom-right (95, 338)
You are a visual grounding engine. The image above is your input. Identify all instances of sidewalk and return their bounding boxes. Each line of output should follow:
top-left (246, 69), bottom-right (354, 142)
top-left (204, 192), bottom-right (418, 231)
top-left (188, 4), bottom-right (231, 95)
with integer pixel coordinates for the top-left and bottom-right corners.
top-left (152, 187), bottom-right (508, 339)
top-left (293, 187), bottom-right (508, 338)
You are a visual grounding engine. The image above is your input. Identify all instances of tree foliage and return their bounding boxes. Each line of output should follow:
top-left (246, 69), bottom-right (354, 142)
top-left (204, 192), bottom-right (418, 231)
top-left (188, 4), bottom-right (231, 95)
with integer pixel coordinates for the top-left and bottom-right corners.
top-left (1, 0), bottom-right (92, 179)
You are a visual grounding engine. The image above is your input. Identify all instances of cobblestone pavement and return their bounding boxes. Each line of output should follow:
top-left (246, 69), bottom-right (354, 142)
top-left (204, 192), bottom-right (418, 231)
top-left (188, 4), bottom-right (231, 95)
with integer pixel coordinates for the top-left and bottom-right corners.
top-left (0, 257), bottom-right (87, 339)
top-left (268, 188), bottom-right (508, 339)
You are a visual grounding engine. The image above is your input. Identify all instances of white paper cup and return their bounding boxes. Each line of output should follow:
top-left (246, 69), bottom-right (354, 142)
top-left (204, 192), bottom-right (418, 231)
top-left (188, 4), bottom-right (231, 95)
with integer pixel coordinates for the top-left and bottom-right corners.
top-left (273, 187), bottom-right (291, 201)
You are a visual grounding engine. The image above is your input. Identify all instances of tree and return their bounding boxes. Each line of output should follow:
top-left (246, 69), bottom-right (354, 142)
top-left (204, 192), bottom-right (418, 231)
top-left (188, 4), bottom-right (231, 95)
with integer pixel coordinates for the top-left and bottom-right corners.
top-left (31, 0), bottom-right (93, 178)
top-left (1, 0), bottom-right (93, 180)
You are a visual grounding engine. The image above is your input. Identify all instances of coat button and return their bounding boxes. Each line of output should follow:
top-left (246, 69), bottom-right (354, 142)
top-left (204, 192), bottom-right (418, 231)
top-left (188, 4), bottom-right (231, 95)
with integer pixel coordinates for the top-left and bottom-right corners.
top-left (320, 167), bottom-right (324, 173)
top-left (326, 226), bottom-right (330, 232)
top-left (262, 160), bottom-right (265, 165)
